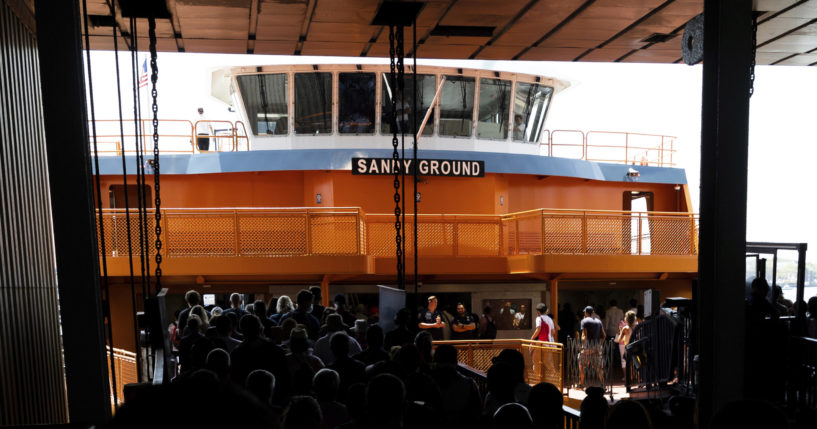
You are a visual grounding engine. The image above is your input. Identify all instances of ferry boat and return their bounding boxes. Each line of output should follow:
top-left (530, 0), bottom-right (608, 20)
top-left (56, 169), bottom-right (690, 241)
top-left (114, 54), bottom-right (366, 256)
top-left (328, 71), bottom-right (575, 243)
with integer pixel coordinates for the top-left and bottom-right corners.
top-left (92, 63), bottom-right (698, 371)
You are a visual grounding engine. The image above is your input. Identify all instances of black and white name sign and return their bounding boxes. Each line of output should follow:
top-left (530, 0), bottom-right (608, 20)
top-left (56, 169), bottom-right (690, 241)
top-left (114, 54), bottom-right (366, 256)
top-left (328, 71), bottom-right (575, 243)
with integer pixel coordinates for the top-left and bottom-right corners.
top-left (352, 157), bottom-right (485, 177)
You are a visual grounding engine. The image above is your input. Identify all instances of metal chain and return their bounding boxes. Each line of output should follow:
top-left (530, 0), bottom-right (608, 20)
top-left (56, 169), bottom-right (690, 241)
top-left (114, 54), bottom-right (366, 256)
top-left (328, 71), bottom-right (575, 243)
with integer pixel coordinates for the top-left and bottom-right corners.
top-left (749, 13), bottom-right (757, 97)
top-left (149, 16), bottom-right (163, 291)
top-left (389, 25), bottom-right (403, 289)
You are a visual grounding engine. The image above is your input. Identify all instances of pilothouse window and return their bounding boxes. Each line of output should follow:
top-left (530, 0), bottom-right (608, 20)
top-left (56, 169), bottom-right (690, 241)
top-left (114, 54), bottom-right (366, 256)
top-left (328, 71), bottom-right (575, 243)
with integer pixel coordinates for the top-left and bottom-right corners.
top-left (513, 82), bottom-right (553, 143)
top-left (295, 72), bottom-right (333, 135)
top-left (236, 73), bottom-right (288, 135)
top-left (338, 73), bottom-right (375, 134)
top-left (477, 78), bottom-right (511, 140)
top-left (439, 76), bottom-right (475, 137)
top-left (381, 73), bottom-right (436, 136)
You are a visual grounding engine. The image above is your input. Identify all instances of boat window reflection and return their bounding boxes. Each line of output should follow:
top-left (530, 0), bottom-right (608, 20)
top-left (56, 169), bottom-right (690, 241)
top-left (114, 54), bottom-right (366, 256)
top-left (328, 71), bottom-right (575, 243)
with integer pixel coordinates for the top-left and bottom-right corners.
top-left (295, 72), bottom-right (333, 135)
top-left (439, 76), bottom-right (475, 137)
top-left (237, 73), bottom-right (288, 135)
top-left (477, 78), bottom-right (511, 140)
top-left (381, 74), bottom-right (435, 136)
top-left (513, 82), bottom-right (553, 143)
top-left (338, 73), bottom-right (375, 134)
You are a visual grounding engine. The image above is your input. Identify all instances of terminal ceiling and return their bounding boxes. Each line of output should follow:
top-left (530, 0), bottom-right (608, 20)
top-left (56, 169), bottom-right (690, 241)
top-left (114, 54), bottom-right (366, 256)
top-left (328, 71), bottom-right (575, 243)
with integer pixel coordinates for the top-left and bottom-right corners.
top-left (13, 0), bottom-right (800, 66)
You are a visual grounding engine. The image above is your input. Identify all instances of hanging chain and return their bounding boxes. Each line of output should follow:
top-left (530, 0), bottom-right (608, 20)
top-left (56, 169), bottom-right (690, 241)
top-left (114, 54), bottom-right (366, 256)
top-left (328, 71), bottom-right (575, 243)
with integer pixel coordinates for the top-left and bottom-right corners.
top-left (149, 16), bottom-right (163, 291)
top-left (389, 25), bottom-right (404, 288)
top-left (749, 13), bottom-right (757, 97)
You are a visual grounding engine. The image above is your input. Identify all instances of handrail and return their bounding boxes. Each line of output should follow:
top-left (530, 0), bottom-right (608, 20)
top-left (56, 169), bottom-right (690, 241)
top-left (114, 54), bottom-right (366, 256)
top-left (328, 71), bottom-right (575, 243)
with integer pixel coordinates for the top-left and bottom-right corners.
top-left (89, 119), bottom-right (677, 167)
top-left (98, 207), bottom-right (698, 258)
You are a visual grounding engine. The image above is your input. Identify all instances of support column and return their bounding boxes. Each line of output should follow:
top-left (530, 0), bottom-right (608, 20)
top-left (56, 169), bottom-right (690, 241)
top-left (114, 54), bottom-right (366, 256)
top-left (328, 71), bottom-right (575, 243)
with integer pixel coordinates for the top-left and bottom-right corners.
top-left (0, 0), bottom-right (69, 424)
top-left (697, 0), bottom-right (752, 425)
top-left (550, 278), bottom-right (559, 326)
top-left (35, 0), bottom-right (111, 424)
top-left (321, 275), bottom-right (330, 307)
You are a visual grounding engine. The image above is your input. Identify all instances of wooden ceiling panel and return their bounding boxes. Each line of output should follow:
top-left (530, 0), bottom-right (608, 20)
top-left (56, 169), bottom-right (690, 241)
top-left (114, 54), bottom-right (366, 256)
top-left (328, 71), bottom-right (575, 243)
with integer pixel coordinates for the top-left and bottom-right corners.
top-left (543, 0), bottom-right (666, 48)
top-left (580, 47), bottom-right (634, 62)
top-left (254, 40), bottom-right (298, 55)
top-left (86, 35), bottom-right (178, 52)
top-left (475, 45), bottom-right (527, 60)
top-left (176, 4), bottom-right (248, 39)
top-left (413, 43), bottom-right (484, 58)
top-left (415, 1), bottom-right (454, 28)
top-left (605, 0), bottom-right (702, 49)
top-left (301, 41), bottom-right (366, 56)
top-left (492, 0), bottom-right (587, 47)
top-left (776, 52), bottom-right (817, 65)
top-left (440, 0), bottom-right (530, 27)
top-left (518, 47), bottom-right (589, 61)
top-left (776, 1), bottom-right (817, 19)
top-left (423, 35), bottom-right (490, 46)
top-left (308, 22), bottom-right (373, 43)
top-left (757, 17), bottom-right (815, 44)
top-left (183, 38), bottom-right (246, 53)
top-left (756, 51), bottom-right (797, 64)
top-left (312, 0), bottom-right (379, 23)
top-left (619, 48), bottom-right (683, 63)
top-left (759, 34), bottom-right (817, 52)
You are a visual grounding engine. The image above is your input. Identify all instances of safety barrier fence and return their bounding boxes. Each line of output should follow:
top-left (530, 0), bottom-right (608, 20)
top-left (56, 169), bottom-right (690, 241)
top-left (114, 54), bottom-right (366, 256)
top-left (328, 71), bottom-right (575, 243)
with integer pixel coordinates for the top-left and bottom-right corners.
top-left (502, 209), bottom-right (698, 256)
top-left (433, 339), bottom-right (563, 391)
top-left (563, 337), bottom-right (618, 397)
top-left (90, 120), bottom-right (675, 167)
top-left (97, 208), bottom-right (698, 259)
top-left (106, 347), bottom-right (138, 406)
top-left (546, 130), bottom-right (676, 167)
top-left (89, 119), bottom-right (249, 155)
top-left (788, 336), bottom-right (817, 410)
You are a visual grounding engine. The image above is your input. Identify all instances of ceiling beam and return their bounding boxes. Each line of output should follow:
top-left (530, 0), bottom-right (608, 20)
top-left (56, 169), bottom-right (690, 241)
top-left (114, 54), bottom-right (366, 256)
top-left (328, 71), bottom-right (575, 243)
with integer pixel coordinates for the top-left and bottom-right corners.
top-left (247, 0), bottom-right (259, 54)
top-left (294, 0), bottom-right (319, 55)
top-left (469, 0), bottom-right (541, 59)
top-left (512, 0), bottom-right (595, 60)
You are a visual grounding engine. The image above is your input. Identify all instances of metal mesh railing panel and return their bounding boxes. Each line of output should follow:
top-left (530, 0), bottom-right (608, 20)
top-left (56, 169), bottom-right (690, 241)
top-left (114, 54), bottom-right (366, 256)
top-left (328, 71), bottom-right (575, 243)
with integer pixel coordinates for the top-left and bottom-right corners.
top-left (542, 215), bottom-right (583, 254)
top-left (648, 216), bottom-right (696, 255)
top-left (310, 214), bottom-right (361, 255)
top-left (165, 213), bottom-right (235, 256)
top-left (98, 213), bottom-right (157, 257)
top-left (586, 215), bottom-right (629, 254)
top-left (238, 213), bottom-right (307, 256)
top-left (516, 215), bottom-right (543, 254)
top-left (107, 347), bottom-right (137, 406)
top-left (456, 222), bottom-right (502, 256)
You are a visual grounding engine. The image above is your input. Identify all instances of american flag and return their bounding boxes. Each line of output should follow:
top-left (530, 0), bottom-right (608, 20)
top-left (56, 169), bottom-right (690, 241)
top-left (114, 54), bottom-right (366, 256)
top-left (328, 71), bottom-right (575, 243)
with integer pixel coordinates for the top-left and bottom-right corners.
top-left (138, 58), bottom-right (148, 89)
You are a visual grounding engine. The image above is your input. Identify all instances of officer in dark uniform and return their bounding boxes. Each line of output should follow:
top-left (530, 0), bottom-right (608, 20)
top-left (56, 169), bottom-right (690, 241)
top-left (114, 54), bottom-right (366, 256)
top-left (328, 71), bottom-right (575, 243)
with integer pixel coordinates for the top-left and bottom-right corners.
top-left (451, 302), bottom-right (478, 340)
top-left (418, 295), bottom-right (445, 340)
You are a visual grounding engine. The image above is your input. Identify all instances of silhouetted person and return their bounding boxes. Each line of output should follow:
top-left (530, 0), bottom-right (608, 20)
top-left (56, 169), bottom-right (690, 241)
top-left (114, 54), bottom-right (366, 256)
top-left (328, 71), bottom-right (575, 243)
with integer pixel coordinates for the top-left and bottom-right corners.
top-left (366, 374), bottom-right (406, 429)
top-left (179, 315), bottom-right (214, 374)
top-left (384, 308), bottom-right (414, 350)
top-left (352, 324), bottom-right (389, 365)
top-left (451, 302), bottom-right (478, 340)
top-left (808, 296), bottom-right (817, 338)
top-left (337, 382), bottom-right (366, 429)
top-left (178, 289), bottom-right (201, 334)
top-left (489, 348), bottom-right (530, 405)
top-left (286, 326), bottom-right (324, 396)
top-left (224, 292), bottom-right (249, 321)
top-left (272, 295), bottom-right (295, 325)
top-left (493, 403), bottom-right (533, 429)
top-left (231, 314), bottom-right (290, 403)
top-left (245, 369), bottom-right (283, 428)
top-left (709, 399), bottom-right (788, 429)
top-left (334, 293), bottom-right (357, 327)
top-left (480, 306), bottom-right (498, 339)
top-left (747, 277), bottom-right (777, 320)
top-left (315, 313), bottom-right (360, 365)
top-left (283, 289), bottom-right (321, 340)
top-left (528, 382), bottom-right (562, 429)
top-left (283, 395), bottom-right (322, 429)
top-left (431, 344), bottom-right (482, 429)
top-left (484, 362), bottom-right (517, 417)
top-left (254, 299), bottom-right (276, 331)
top-left (310, 286), bottom-right (326, 321)
top-left (313, 368), bottom-right (349, 429)
top-left (205, 348), bottom-right (231, 383)
top-left (328, 332), bottom-right (365, 399)
top-left (607, 399), bottom-right (654, 429)
top-left (414, 330), bottom-right (434, 368)
top-left (213, 313), bottom-right (242, 353)
top-left (579, 387), bottom-right (608, 429)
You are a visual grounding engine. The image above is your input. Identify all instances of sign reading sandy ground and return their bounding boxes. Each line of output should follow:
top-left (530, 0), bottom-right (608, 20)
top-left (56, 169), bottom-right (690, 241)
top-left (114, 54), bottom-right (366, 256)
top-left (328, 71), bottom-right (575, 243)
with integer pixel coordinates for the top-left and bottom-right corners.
top-left (352, 157), bottom-right (485, 177)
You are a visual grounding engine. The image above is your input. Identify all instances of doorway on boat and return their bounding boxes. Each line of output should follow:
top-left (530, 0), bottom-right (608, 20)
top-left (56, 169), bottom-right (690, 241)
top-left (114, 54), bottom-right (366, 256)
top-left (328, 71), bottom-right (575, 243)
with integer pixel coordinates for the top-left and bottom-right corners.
top-left (623, 191), bottom-right (653, 255)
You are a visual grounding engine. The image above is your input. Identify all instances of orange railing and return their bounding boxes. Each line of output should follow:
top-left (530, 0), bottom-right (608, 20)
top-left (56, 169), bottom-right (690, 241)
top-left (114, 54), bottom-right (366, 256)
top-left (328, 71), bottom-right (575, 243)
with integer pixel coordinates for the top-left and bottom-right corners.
top-left (98, 208), bottom-right (697, 258)
top-left (107, 347), bottom-right (138, 406)
top-left (502, 209), bottom-right (698, 256)
top-left (90, 119), bottom-right (250, 155)
top-left (434, 339), bottom-right (564, 390)
top-left (545, 130), bottom-right (676, 167)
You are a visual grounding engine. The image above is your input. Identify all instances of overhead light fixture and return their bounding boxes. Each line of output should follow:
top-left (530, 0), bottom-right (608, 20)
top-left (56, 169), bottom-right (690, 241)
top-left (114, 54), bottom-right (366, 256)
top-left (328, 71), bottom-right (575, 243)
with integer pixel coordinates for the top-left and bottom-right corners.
top-left (627, 168), bottom-right (640, 177)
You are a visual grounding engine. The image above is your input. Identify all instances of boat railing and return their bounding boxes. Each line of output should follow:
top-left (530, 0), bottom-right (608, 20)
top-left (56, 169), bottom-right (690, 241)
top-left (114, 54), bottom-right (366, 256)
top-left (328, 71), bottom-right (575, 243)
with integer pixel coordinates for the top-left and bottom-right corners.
top-left (97, 208), bottom-right (698, 259)
top-left (106, 346), bottom-right (137, 406)
top-left (433, 339), bottom-right (564, 391)
top-left (89, 119), bottom-right (676, 167)
top-left (89, 119), bottom-right (250, 155)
